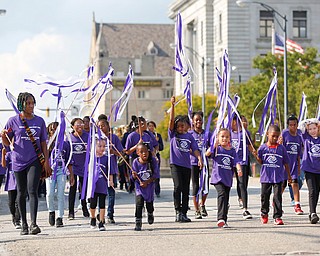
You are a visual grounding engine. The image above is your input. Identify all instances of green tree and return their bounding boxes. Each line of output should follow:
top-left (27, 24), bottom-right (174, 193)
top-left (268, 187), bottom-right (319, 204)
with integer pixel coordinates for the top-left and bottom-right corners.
top-left (231, 47), bottom-right (320, 131)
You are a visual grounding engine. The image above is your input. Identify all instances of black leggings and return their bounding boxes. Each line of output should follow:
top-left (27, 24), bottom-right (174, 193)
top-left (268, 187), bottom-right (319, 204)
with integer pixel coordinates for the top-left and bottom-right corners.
top-left (8, 189), bottom-right (20, 223)
top-left (69, 175), bottom-right (87, 214)
top-left (235, 165), bottom-right (250, 209)
top-left (170, 164), bottom-right (191, 214)
top-left (14, 160), bottom-right (41, 225)
top-left (90, 193), bottom-right (106, 209)
top-left (135, 195), bottom-right (154, 219)
top-left (305, 171), bottom-right (320, 214)
top-left (0, 175), bottom-right (4, 190)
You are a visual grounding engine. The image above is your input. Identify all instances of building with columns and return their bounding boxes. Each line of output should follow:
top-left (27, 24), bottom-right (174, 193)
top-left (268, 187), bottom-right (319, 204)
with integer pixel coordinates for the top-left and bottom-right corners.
top-left (87, 14), bottom-right (175, 126)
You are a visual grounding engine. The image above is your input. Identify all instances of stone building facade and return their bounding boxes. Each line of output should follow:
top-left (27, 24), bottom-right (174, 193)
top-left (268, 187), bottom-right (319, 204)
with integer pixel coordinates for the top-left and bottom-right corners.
top-left (87, 15), bottom-right (175, 126)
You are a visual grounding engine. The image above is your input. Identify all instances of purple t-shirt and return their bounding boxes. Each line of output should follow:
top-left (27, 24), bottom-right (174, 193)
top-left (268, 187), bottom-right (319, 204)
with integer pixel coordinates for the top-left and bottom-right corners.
top-left (125, 131), bottom-right (158, 159)
top-left (231, 130), bottom-right (250, 165)
top-left (189, 130), bottom-right (211, 166)
top-left (210, 146), bottom-right (239, 187)
top-left (301, 132), bottom-right (320, 174)
top-left (169, 129), bottom-right (199, 169)
top-left (258, 144), bottom-right (290, 183)
top-left (103, 134), bottom-right (124, 174)
top-left (94, 155), bottom-right (117, 195)
top-left (0, 143), bottom-right (6, 175)
top-left (69, 132), bottom-right (88, 177)
top-left (132, 156), bottom-right (160, 202)
top-left (5, 115), bottom-right (47, 172)
top-left (50, 141), bottom-right (72, 176)
top-left (281, 129), bottom-right (303, 179)
top-left (4, 151), bottom-right (16, 191)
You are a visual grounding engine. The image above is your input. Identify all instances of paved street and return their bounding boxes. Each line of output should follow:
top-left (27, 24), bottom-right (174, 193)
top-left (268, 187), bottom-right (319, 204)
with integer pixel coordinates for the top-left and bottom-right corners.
top-left (0, 176), bottom-right (319, 256)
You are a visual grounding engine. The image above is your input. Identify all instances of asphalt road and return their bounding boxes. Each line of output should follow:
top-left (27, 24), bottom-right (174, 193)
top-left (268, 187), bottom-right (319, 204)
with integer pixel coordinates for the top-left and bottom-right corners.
top-left (0, 177), bottom-right (320, 256)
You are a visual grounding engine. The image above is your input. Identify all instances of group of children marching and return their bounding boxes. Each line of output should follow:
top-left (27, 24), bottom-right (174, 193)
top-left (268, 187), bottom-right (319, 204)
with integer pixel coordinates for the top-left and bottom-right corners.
top-left (1, 95), bottom-right (320, 233)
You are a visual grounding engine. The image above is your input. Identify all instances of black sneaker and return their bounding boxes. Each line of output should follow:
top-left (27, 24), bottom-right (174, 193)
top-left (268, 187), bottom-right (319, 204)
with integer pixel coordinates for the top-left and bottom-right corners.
top-left (14, 220), bottom-right (21, 230)
top-left (195, 211), bottom-right (202, 219)
top-left (83, 208), bottom-right (90, 218)
top-left (96, 213), bottom-right (100, 222)
top-left (243, 210), bottom-right (253, 220)
top-left (310, 213), bottom-right (319, 224)
top-left (148, 213), bottom-right (154, 225)
top-left (180, 213), bottom-right (191, 223)
top-left (90, 218), bottom-right (97, 229)
top-left (49, 211), bottom-right (55, 226)
top-left (20, 223), bottom-right (29, 235)
top-left (68, 213), bottom-right (75, 220)
top-left (175, 211), bottom-right (181, 222)
top-left (30, 223), bottom-right (41, 235)
top-left (107, 216), bottom-right (115, 224)
top-left (56, 218), bottom-right (64, 228)
top-left (134, 219), bottom-right (142, 231)
top-left (200, 205), bottom-right (208, 217)
top-left (98, 222), bottom-right (106, 231)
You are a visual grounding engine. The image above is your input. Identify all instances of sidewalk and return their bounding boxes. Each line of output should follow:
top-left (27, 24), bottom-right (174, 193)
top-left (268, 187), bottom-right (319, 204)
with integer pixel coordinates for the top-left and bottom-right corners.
top-left (0, 177), bottom-right (319, 256)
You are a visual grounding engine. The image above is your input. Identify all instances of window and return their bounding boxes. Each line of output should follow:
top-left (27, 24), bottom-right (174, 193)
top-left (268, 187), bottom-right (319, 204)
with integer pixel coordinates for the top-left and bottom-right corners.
top-left (138, 90), bottom-right (145, 99)
top-left (163, 89), bottom-right (173, 99)
top-left (293, 11), bottom-right (307, 38)
top-left (219, 14), bottom-right (222, 42)
top-left (201, 21), bottom-right (204, 46)
top-left (260, 11), bottom-right (273, 38)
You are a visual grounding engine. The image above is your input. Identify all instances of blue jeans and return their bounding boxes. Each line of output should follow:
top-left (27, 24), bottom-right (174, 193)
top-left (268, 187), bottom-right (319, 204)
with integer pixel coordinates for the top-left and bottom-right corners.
top-left (289, 170), bottom-right (305, 201)
top-left (46, 168), bottom-right (66, 218)
top-left (107, 186), bottom-right (115, 218)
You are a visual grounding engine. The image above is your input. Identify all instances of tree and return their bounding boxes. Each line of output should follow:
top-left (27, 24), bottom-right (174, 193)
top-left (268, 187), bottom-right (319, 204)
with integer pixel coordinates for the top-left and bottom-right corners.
top-left (230, 47), bottom-right (320, 131)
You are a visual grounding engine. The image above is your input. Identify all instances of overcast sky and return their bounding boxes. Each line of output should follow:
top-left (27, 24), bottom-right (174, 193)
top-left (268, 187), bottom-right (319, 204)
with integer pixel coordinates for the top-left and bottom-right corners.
top-left (0, 0), bottom-right (173, 123)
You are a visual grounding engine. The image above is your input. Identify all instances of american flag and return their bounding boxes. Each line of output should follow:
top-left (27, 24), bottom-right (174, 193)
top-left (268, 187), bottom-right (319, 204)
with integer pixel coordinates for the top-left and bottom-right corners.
top-left (274, 32), bottom-right (304, 55)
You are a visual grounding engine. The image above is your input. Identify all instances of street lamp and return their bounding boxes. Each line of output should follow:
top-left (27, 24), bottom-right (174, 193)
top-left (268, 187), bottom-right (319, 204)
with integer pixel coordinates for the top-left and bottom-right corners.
top-left (170, 43), bottom-right (207, 124)
top-left (232, 66), bottom-right (241, 83)
top-left (236, 0), bottom-right (288, 126)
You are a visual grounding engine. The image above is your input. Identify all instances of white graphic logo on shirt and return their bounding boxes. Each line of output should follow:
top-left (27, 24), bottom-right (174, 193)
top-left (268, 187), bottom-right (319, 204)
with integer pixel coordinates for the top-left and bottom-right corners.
top-left (266, 156), bottom-right (277, 164)
top-left (26, 128), bottom-right (37, 137)
top-left (139, 170), bottom-right (151, 181)
top-left (231, 140), bottom-right (239, 149)
top-left (74, 144), bottom-right (84, 152)
top-left (175, 138), bottom-right (190, 152)
top-left (222, 157), bottom-right (231, 166)
top-left (290, 145), bottom-right (297, 152)
top-left (310, 145), bottom-right (320, 156)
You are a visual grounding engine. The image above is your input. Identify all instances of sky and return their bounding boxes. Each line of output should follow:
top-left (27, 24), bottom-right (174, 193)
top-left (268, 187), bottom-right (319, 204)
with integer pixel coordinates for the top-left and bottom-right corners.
top-left (0, 0), bottom-right (174, 124)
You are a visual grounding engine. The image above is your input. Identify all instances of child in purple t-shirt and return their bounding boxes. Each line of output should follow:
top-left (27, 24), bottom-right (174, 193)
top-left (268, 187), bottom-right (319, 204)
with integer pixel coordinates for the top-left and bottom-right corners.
top-left (168, 96), bottom-right (203, 223)
top-left (2, 147), bottom-right (21, 229)
top-left (89, 139), bottom-right (115, 231)
top-left (253, 125), bottom-right (292, 225)
top-left (298, 118), bottom-right (320, 224)
top-left (131, 143), bottom-right (160, 231)
top-left (279, 115), bottom-right (304, 215)
top-left (206, 128), bottom-right (242, 228)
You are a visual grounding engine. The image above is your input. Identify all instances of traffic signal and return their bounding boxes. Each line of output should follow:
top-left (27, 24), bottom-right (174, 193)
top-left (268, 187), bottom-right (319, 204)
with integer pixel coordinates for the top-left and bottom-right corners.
top-left (46, 107), bottom-right (50, 117)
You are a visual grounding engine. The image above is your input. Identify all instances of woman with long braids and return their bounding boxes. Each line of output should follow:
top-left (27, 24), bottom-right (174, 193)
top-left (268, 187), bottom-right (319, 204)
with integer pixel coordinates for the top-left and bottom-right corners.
top-left (1, 92), bottom-right (51, 235)
top-left (68, 117), bottom-right (90, 219)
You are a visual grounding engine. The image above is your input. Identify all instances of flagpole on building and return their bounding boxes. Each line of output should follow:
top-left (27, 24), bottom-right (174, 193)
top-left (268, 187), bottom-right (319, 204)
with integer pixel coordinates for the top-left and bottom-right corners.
top-left (236, 0), bottom-right (288, 126)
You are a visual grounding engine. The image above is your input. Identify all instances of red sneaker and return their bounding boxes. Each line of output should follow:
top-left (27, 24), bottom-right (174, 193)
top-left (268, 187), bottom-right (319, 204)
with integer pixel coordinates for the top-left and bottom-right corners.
top-left (294, 204), bottom-right (304, 215)
top-left (274, 218), bottom-right (284, 225)
top-left (217, 219), bottom-right (225, 228)
top-left (261, 214), bottom-right (268, 224)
